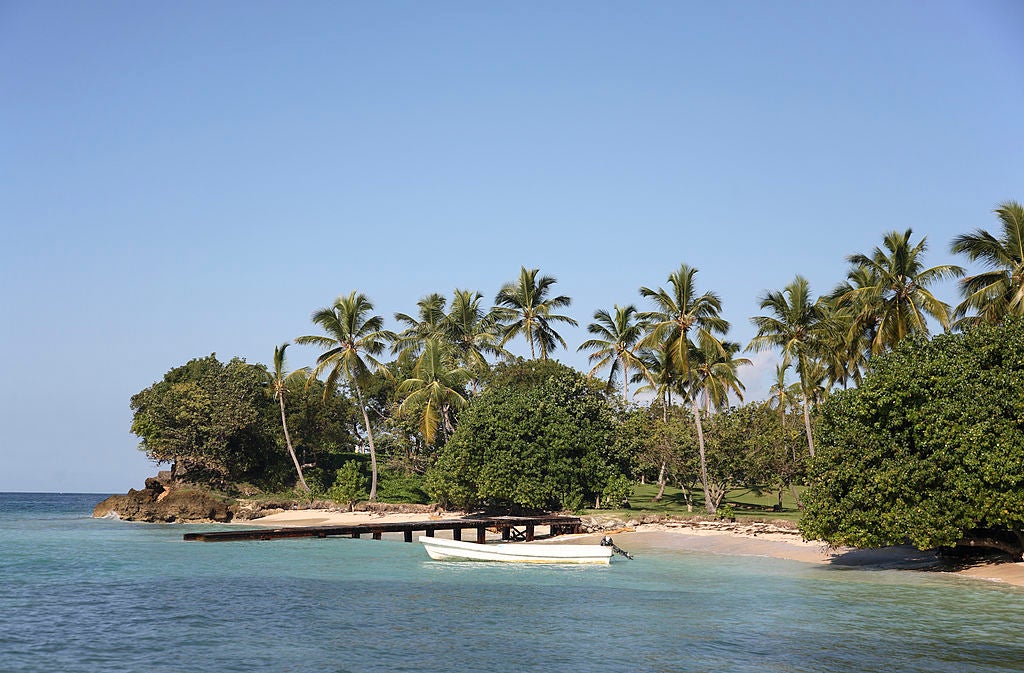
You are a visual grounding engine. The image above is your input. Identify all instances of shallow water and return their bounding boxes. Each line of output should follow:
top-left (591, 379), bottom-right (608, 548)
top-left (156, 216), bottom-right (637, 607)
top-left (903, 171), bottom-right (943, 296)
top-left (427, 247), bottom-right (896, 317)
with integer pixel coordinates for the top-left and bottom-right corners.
top-left (1, 493), bottom-right (1021, 673)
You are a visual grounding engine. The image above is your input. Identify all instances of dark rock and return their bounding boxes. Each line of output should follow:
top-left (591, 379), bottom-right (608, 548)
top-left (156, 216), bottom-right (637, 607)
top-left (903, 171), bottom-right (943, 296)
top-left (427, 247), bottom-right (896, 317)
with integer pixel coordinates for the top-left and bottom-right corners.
top-left (143, 477), bottom-right (166, 493)
top-left (93, 480), bottom-right (235, 523)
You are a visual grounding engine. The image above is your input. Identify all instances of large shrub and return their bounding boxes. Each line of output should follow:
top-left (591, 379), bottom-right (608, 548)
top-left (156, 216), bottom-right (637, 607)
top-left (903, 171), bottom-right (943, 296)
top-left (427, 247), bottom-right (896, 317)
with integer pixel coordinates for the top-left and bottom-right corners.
top-left (801, 319), bottom-right (1024, 558)
top-left (425, 360), bottom-right (628, 511)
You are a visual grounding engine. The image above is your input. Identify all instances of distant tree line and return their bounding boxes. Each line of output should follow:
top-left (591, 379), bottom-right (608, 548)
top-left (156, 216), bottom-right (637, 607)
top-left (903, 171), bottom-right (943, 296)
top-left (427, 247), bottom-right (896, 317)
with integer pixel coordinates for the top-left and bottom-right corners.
top-left (128, 201), bottom-right (1024, 557)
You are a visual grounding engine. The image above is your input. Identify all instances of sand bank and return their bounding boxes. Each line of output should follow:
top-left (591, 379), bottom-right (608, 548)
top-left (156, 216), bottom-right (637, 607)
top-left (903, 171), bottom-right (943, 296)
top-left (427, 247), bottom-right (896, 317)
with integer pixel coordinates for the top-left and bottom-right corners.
top-left (242, 509), bottom-right (1024, 587)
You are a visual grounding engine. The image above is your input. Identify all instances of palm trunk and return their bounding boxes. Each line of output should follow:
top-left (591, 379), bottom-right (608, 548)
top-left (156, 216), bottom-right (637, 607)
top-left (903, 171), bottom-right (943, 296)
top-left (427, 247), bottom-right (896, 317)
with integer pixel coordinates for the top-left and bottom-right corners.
top-left (279, 394), bottom-right (309, 492)
top-left (353, 380), bottom-right (379, 501)
top-left (693, 396), bottom-right (714, 514)
top-left (801, 393), bottom-right (816, 458)
top-left (621, 355), bottom-right (629, 403)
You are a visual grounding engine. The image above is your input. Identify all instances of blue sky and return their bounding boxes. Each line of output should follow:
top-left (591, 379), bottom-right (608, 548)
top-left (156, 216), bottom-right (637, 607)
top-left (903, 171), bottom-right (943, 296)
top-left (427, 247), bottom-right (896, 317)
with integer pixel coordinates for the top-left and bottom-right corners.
top-left (2, 1), bottom-right (1022, 492)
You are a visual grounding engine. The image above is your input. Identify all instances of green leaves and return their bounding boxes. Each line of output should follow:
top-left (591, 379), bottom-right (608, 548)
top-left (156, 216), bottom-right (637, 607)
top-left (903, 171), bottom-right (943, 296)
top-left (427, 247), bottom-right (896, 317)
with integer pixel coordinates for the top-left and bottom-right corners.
top-left (801, 319), bottom-right (1024, 557)
top-left (495, 266), bottom-right (578, 360)
top-left (425, 360), bottom-right (625, 511)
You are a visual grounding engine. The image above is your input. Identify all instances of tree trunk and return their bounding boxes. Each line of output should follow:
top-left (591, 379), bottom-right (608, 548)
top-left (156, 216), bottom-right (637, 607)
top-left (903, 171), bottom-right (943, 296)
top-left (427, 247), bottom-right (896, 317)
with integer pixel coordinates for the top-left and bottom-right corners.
top-left (801, 393), bottom-right (816, 458)
top-left (956, 535), bottom-right (1024, 560)
top-left (279, 395), bottom-right (309, 492)
top-left (693, 397), bottom-right (714, 514)
top-left (653, 461), bottom-right (667, 501)
top-left (353, 380), bottom-right (379, 501)
top-left (621, 354), bottom-right (629, 403)
top-left (789, 483), bottom-right (804, 510)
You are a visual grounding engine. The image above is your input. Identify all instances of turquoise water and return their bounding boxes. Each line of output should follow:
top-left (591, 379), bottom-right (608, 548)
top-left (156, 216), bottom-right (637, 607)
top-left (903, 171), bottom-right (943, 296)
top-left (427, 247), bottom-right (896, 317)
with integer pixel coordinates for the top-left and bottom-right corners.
top-left (1, 493), bottom-right (1022, 672)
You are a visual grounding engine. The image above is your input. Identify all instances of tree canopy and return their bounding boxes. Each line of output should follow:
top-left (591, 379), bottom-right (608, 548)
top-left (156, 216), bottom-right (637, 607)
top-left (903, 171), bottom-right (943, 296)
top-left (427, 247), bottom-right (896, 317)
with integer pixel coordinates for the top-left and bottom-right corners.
top-left (801, 319), bottom-right (1024, 558)
top-left (425, 360), bottom-right (629, 511)
top-left (130, 353), bottom-right (355, 490)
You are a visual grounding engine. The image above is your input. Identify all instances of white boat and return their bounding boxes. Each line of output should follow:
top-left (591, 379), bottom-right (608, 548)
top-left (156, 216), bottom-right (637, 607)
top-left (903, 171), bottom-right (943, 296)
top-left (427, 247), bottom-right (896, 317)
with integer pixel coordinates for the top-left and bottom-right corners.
top-left (418, 535), bottom-right (614, 564)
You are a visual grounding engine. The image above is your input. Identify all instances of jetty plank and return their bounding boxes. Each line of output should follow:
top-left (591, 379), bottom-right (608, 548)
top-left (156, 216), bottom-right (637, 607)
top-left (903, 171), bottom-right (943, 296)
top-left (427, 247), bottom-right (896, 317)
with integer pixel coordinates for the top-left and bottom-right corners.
top-left (182, 515), bottom-right (582, 543)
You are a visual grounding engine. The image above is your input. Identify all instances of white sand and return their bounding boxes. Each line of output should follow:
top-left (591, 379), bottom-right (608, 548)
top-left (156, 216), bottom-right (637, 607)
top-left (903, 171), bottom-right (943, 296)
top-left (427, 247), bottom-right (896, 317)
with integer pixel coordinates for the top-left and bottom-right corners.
top-left (240, 509), bottom-right (1024, 587)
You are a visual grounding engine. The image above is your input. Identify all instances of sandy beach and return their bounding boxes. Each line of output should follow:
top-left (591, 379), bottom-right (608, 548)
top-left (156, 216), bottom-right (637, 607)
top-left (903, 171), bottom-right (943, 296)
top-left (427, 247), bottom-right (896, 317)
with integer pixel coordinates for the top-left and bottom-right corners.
top-left (243, 509), bottom-right (1024, 588)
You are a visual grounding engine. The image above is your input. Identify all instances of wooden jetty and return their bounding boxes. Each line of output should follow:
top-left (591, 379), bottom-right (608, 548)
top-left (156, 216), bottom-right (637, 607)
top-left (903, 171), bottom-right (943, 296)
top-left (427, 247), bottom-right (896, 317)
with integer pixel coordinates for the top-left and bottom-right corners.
top-left (183, 514), bottom-right (582, 544)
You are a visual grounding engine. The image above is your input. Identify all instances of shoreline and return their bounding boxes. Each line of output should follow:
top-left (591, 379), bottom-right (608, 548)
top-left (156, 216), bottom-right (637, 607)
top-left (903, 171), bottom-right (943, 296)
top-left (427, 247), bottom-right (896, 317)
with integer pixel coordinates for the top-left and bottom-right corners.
top-left (244, 509), bottom-right (1024, 588)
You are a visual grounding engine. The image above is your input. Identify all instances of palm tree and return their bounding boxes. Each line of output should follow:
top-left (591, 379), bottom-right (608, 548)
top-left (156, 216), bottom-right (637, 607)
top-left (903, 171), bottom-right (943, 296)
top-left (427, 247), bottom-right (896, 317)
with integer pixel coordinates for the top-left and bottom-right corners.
top-left (748, 275), bottom-right (827, 457)
top-left (639, 264), bottom-right (730, 381)
top-left (396, 338), bottom-right (470, 446)
top-left (392, 293), bottom-right (448, 360)
top-left (766, 363), bottom-right (798, 426)
top-left (838, 229), bottom-right (963, 353)
top-left (685, 339), bottom-right (749, 514)
top-left (690, 340), bottom-right (750, 414)
top-left (640, 264), bottom-right (730, 513)
top-left (951, 200), bottom-right (1024, 328)
top-left (494, 267), bottom-right (578, 360)
top-left (443, 289), bottom-right (508, 388)
top-left (577, 304), bottom-right (648, 402)
top-left (269, 342), bottom-right (311, 493)
top-left (296, 292), bottom-right (394, 501)
top-left (632, 347), bottom-right (682, 421)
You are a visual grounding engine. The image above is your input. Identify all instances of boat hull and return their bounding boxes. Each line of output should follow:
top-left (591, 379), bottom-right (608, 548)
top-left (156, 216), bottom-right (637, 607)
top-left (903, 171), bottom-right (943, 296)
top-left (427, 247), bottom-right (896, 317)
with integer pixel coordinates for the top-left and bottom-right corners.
top-left (418, 536), bottom-right (612, 564)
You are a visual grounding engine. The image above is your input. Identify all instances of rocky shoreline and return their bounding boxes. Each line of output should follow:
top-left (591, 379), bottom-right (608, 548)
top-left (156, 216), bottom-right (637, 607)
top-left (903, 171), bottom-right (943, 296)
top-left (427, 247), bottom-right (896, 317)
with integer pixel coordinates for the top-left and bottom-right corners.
top-left (92, 473), bottom-right (441, 523)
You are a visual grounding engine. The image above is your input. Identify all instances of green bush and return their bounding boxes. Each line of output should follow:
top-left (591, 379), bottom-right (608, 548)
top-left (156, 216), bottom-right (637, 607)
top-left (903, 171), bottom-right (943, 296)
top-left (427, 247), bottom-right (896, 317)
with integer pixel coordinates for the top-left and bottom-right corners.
top-left (376, 470), bottom-right (429, 504)
top-left (426, 360), bottom-right (629, 511)
top-left (327, 461), bottom-right (367, 511)
top-left (600, 474), bottom-right (634, 509)
top-left (802, 319), bottom-right (1024, 558)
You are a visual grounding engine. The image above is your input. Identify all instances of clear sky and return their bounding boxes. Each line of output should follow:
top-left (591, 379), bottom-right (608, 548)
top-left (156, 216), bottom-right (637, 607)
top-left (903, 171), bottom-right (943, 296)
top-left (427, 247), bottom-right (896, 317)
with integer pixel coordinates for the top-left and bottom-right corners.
top-left (2, 1), bottom-right (1021, 493)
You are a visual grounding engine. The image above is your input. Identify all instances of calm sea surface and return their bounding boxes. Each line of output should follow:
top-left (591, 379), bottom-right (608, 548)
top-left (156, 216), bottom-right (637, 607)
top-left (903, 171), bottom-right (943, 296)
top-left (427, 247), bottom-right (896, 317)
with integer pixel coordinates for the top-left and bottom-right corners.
top-left (1, 493), bottom-right (1022, 673)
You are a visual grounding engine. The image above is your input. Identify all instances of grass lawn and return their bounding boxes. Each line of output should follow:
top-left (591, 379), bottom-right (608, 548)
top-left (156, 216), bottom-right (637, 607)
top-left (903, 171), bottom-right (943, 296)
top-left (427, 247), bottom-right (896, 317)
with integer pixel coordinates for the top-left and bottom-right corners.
top-left (586, 482), bottom-right (804, 524)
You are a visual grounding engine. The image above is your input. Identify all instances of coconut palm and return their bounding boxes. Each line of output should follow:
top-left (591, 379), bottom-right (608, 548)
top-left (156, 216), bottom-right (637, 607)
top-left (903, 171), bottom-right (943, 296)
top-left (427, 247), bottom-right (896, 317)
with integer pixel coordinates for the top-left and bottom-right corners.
top-left (639, 264), bottom-right (730, 380)
top-left (494, 267), bottom-right (578, 360)
top-left (640, 264), bottom-right (730, 513)
top-left (443, 289), bottom-right (508, 388)
top-left (577, 304), bottom-right (649, 402)
top-left (690, 340), bottom-right (750, 414)
top-left (269, 342), bottom-right (311, 492)
top-left (838, 229), bottom-right (963, 353)
top-left (632, 346), bottom-right (682, 421)
top-left (296, 292), bottom-right (394, 501)
top-left (766, 363), bottom-right (799, 426)
top-left (951, 200), bottom-right (1024, 328)
top-left (684, 339), bottom-right (750, 514)
top-left (392, 293), bottom-right (448, 360)
top-left (396, 338), bottom-right (470, 446)
top-left (748, 275), bottom-right (827, 457)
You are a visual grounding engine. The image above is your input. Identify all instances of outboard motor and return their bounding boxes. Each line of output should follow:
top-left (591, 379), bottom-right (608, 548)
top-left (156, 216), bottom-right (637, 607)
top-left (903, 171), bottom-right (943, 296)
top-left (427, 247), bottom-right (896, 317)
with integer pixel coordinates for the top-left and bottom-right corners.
top-left (600, 535), bottom-right (634, 560)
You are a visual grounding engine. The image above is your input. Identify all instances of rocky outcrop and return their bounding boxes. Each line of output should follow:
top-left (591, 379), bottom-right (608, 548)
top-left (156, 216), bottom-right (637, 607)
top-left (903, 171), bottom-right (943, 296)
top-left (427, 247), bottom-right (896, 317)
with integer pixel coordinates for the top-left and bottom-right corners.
top-left (93, 473), bottom-right (235, 523)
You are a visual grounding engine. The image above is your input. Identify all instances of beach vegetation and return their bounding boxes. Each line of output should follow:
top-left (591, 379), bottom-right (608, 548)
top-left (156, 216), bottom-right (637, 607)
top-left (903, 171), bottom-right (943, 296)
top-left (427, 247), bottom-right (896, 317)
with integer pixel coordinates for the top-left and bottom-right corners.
top-left (425, 360), bottom-right (628, 511)
top-left (748, 275), bottom-right (829, 457)
top-left (328, 461), bottom-right (368, 512)
top-left (802, 318), bottom-right (1024, 559)
top-left (951, 200), bottom-right (1024, 328)
top-left (494, 266), bottom-right (578, 360)
top-left (130, 354), bottom-right (278, 486)
top-left (836, 229), bottom-right (963, 353)
top-left (577, 303), bottom-right (649, 403)
top-left (267, 342), bottom-right (311, 492)
top-left (639, 263), bottom-right (732, 513)
top-left (296, 291), bottom-right (395, 501)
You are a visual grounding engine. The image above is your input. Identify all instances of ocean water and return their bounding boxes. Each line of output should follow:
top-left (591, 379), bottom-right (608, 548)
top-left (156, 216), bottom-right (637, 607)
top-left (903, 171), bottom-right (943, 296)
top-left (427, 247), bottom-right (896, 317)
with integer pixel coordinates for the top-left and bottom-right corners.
top-left (1, 494), bottom-right (1022, 673)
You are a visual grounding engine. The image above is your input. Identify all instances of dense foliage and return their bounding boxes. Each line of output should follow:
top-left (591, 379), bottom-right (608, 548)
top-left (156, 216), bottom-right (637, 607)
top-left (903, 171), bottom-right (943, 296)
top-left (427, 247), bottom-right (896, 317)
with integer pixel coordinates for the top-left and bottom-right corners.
top-left (425, 360), bottom-right (630, 511)
top-left (130, 354), bottom-right (355, 490)
top-left (124, 202), bottom-right (1024, 545)
top-left (801, 319), bottom-right (1024, 557)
